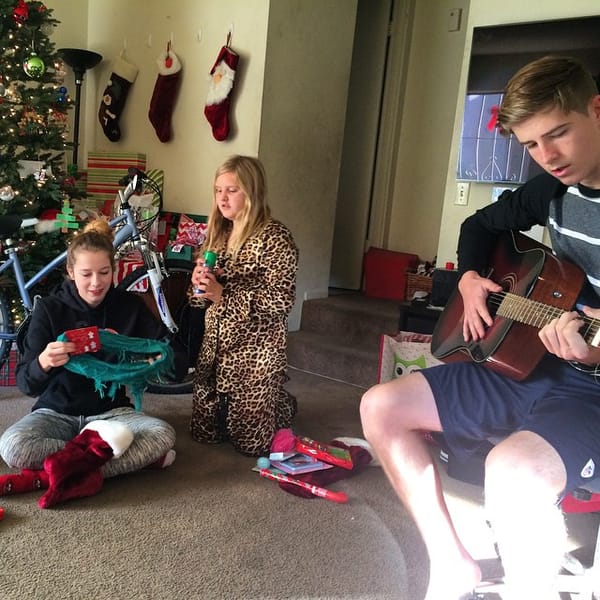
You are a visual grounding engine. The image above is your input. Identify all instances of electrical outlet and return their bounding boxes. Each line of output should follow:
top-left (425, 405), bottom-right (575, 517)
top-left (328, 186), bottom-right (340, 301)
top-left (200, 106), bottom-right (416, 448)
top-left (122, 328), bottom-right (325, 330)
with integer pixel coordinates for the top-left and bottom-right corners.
top-left (455, 182), bottom-right (470, 205)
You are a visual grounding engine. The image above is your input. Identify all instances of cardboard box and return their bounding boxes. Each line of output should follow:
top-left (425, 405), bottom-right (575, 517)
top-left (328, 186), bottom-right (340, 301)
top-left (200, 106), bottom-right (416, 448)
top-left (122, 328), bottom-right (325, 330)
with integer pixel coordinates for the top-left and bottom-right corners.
top-left (363, 247), bottom-right (419, 300)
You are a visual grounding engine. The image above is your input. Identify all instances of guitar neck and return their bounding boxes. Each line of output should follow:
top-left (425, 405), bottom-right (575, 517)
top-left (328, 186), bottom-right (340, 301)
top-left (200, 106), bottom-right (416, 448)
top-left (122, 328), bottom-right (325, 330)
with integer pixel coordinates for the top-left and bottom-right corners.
top-left (495, 291), bottom-right (600, 346)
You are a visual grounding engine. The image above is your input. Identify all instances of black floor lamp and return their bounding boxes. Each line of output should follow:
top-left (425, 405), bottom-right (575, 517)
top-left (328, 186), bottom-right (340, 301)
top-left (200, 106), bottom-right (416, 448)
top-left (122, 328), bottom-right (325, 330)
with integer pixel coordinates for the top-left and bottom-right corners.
top-left (57, 48), bottom-right (103, 169)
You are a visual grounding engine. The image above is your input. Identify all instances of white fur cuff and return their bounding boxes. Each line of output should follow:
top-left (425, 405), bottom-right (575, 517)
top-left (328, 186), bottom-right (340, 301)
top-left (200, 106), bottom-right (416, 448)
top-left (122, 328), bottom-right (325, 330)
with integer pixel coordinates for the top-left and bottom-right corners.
top-left (82, 420), bottom-right (134, 458)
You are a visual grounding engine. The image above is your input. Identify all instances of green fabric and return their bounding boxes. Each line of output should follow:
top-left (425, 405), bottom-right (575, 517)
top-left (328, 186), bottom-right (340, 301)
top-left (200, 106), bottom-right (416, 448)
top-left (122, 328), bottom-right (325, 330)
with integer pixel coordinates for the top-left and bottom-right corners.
top-left (57, 329), bottom-right (174, 411)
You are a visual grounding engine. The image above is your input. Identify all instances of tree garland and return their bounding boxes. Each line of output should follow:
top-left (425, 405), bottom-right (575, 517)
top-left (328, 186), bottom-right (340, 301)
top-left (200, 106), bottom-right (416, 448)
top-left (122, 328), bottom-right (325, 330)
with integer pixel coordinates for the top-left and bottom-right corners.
top-left (57, 329), bottom-right (174, 411)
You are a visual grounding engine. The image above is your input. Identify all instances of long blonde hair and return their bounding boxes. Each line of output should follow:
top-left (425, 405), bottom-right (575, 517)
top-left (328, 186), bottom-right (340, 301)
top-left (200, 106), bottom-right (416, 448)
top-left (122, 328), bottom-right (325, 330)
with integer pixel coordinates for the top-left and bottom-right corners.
top-left (202, 155), bottom-right (271, 256)
top-left (67, 219), bottom-right (115, 272)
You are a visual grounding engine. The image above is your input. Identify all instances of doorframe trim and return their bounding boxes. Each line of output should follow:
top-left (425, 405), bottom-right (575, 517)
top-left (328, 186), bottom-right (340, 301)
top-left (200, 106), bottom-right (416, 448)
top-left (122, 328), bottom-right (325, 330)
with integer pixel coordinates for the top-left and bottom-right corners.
top-left (367, 0), bottom-right (415, 250)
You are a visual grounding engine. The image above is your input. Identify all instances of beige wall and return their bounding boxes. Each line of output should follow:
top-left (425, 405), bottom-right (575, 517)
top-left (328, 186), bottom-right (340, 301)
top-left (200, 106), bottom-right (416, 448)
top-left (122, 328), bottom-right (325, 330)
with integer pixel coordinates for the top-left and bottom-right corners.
top-left (386, 0), bottom-right (469, 262)
top-left (46, 0), bottom-right (356, 330)
top-left (49, 0), bottom-right (269, 213)
top-left (259, 0), bottom-right (357, 323)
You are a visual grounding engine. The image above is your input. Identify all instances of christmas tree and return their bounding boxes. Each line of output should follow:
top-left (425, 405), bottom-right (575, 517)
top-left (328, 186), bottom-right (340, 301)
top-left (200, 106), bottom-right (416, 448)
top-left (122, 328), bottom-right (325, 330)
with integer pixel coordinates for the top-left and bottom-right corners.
top-left (0, 0), bottom-right (79, 306)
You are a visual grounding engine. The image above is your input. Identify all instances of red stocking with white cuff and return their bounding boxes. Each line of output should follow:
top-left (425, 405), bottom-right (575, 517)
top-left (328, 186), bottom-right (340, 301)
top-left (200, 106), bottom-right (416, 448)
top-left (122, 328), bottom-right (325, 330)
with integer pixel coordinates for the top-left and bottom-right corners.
top-left (148, 46), bottom-right (182, 142)
top-left (38, 420), bottom-right (133, 509)
top-left (204, 44), bottom-right (239, 141)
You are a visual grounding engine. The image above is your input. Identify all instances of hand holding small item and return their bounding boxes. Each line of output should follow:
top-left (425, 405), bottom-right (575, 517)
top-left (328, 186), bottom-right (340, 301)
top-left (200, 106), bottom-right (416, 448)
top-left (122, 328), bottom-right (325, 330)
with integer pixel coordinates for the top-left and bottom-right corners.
top-left (38, 340), bottom-right (76, 372)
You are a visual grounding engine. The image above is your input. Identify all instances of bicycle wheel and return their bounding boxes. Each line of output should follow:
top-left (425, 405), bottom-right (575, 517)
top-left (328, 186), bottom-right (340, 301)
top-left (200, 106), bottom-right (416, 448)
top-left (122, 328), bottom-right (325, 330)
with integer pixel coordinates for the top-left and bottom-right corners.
top-left (116, 258), bottom-right (201, 394)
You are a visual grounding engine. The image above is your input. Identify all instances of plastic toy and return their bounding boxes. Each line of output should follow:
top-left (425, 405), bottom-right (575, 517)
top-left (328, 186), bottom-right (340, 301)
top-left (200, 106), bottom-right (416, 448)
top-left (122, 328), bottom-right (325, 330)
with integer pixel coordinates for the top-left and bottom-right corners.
top-left (259, 467), bottom-right (347, 504)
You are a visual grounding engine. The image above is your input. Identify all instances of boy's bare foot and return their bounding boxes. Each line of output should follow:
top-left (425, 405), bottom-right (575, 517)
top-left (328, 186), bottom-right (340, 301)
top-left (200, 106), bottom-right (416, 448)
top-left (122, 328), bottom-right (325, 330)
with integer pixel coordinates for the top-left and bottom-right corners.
top-left (424, 555), bottom-right (482, 600)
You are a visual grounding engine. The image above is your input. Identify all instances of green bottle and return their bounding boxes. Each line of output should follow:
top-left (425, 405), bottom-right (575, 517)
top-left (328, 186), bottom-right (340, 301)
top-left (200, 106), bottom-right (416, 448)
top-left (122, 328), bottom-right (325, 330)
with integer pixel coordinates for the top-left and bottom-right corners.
top-left (194, 250), bottom-right (218, 295)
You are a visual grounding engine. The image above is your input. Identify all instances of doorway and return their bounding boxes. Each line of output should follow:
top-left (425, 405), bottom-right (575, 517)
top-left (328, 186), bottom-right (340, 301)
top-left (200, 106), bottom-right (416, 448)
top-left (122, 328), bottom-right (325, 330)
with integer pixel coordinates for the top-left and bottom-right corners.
top-left (329, 0), bottom-right (392, 290)
top-left (329, 0), bottom-right (413, 291)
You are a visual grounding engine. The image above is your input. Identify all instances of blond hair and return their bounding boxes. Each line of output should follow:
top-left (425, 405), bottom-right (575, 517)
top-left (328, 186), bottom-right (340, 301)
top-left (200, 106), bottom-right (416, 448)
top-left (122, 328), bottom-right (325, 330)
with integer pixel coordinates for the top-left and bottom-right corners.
top-left (202, 155), bottom-right (271, 256)
top-left (67, 219), bottom-right (115, 272)
top-left (497, 55), bottom-right (598, 135)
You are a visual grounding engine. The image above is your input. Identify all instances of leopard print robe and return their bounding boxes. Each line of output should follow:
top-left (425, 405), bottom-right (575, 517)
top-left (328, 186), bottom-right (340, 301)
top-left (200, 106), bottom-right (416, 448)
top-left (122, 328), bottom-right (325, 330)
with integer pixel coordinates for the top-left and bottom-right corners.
top-left (190, 219), bottom-right (299, 456)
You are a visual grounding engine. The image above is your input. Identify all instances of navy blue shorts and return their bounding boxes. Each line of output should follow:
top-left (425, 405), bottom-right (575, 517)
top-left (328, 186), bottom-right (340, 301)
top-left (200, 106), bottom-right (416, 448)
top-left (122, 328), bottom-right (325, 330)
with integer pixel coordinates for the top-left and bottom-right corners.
top-left (421, 354), bottom-right (600, 493)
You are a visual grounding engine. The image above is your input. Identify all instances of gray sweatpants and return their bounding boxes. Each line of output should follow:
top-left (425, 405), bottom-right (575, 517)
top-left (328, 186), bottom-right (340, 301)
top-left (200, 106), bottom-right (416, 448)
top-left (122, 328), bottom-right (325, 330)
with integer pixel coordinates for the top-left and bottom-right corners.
top-left (0, 407), bottom-right (175, 477)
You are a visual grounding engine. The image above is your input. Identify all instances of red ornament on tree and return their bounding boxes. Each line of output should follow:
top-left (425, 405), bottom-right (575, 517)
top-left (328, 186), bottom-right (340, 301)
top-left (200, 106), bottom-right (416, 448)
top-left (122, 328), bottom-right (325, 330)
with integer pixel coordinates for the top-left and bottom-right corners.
top-left (13, 0), bottom-right (29, 24)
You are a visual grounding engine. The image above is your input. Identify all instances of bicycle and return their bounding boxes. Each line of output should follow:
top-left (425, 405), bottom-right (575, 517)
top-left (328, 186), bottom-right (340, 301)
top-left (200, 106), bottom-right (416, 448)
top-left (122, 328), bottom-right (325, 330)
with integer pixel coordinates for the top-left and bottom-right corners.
top-left (0, 170), bottom-right (199, 394)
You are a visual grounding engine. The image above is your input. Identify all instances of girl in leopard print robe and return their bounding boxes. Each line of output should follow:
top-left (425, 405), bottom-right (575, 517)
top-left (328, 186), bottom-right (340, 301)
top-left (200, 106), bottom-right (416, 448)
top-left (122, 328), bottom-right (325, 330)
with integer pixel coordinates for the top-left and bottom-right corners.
top-left (189, 156), bottom-right (299, 456)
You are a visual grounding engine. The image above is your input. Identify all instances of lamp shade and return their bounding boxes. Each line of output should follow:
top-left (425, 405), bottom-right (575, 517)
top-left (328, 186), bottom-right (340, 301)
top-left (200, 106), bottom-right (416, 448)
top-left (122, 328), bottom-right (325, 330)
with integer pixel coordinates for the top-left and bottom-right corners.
top-left (58, 48), bottom-right (102, 79)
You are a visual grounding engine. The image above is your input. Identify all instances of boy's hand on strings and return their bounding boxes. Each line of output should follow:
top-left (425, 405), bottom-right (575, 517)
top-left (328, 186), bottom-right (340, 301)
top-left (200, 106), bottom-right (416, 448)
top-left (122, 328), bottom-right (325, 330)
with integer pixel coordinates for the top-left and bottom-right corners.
top-left (39, 341), bottom-right (76, 372)
top-left (458, 270), bottom-right (502, 342)
top-left (539, 306), bottom-right (600, 364)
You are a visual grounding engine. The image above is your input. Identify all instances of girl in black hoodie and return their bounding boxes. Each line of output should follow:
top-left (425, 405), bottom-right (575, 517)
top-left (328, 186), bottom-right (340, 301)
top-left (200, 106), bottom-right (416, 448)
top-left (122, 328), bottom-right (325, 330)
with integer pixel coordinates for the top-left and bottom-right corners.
top-left (0, 220), bottom-right (177, 503)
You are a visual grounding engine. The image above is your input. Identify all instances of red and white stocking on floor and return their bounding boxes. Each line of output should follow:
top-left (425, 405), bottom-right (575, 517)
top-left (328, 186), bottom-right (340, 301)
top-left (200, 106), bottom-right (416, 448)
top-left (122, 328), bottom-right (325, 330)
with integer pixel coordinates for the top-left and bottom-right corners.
top-left (98, 54), bottom-right (139, 142)
top-left (204, 44), bottom-right (239, 141)
top-left (38, 420), bottom-right (133, 509)
top-left (148, 46), bottom-right (182, 143)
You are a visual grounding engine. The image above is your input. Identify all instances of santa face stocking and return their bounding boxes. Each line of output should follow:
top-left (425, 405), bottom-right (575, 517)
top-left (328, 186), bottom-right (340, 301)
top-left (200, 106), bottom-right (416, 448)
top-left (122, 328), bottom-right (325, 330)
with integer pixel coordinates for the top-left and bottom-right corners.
top-left (98, 55), bottom-right (139, 142)
top-left (148, 48), bottom-right (182, 143)
top-left (204, 45), bottom-right (239, 141)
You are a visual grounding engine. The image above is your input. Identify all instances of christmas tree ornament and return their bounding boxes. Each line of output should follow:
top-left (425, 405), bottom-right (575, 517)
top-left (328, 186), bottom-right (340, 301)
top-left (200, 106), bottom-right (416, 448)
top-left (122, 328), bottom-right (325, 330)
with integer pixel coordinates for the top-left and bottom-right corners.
top-left (54, 60), bottom-right (67, 79)
top-left (55, 198), bottom-right (78, 233)
top-left (24, 52), bottom-right (46, 79)
top-left (98, 53), bottom-right (138, 142)
top-left (204, 37), bottom-right (239, 141)
top-left (57, 85), bottom-right (68, 102)
top-left (0, 186), bottom-right (15, 202)
top-left (40, 22), bottom-right (54, 37)
top-left (12, 0), bottom-right (29, 24)
top-left (148, 42), bottom-right (182, 143)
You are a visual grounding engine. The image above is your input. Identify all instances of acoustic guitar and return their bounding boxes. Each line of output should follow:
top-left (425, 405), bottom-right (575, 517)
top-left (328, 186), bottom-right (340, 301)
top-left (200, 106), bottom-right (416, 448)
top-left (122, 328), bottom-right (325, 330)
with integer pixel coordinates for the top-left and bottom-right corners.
top-left (430, 231), bottom-right (596, 380)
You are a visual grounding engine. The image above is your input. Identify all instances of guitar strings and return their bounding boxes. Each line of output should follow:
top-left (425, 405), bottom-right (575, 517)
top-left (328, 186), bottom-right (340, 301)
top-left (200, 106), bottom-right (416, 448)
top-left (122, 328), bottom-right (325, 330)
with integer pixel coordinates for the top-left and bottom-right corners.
top-left (458, 290), bottom-right (600, 378)
top-left (483, 290), bottom-right (600, 353)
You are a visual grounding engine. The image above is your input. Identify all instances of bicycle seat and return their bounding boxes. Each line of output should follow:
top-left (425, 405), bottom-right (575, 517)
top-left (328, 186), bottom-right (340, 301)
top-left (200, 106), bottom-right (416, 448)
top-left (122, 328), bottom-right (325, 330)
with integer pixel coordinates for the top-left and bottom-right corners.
top-left (0, 215), bottom-right (24, 238)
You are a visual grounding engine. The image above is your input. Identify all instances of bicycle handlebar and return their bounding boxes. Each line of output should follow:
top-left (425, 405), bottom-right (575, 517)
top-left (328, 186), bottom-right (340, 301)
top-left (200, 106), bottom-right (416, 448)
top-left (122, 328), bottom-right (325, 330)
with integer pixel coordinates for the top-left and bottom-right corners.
top-left (118, 168), bottom-right (163, 212)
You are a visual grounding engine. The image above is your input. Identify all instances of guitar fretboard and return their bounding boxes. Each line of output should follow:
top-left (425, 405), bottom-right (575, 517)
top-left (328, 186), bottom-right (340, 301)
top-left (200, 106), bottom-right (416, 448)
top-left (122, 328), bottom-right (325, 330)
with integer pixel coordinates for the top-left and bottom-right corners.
top-left (492, 291), bottom-right (600, 346)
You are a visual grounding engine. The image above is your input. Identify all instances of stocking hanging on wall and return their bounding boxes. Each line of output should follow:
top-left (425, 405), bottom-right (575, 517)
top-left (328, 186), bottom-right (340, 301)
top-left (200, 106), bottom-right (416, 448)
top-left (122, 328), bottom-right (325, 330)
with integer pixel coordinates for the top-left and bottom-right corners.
top-left (98, 53), bottom-right (138, 142)
top-left (204, 38), bottom-right (239, 142)
top-left (148, 43), bottom-right (182, 143)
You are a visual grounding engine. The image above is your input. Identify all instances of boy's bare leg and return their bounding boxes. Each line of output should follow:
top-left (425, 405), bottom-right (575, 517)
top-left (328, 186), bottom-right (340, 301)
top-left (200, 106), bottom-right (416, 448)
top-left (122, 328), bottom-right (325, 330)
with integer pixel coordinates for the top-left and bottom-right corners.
top-left (484, 431), bottom-right (567, 600)
top-left (360, 372), bottom-right (481, 600)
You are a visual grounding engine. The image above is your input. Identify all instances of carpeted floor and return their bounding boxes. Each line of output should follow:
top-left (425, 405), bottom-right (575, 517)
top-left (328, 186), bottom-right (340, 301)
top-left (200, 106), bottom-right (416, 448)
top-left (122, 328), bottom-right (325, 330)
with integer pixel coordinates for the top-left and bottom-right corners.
top-left (0, 369), bottom-right (430, 600)
top-left (0, 368), bottom-right (597, 600)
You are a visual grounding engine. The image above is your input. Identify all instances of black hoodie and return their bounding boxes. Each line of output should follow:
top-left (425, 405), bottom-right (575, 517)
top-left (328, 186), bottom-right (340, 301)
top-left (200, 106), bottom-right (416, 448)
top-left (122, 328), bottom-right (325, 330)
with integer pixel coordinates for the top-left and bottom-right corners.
top-left (16, 279), bottom-right (171, 416)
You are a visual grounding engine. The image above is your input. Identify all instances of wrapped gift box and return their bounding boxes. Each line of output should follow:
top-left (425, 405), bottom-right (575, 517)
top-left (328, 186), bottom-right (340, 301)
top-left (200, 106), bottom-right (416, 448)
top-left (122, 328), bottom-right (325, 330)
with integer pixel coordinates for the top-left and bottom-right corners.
top-left (364, 247), bottom-right (419, 300)
top-left (0, 344), bottom-right (19, 386)
top-left (161, 212), bottom-right (208, 262)
top-left (114, 251), bottom-right (147, 291)
top-left (86, 151), bottom-right (146, 208)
